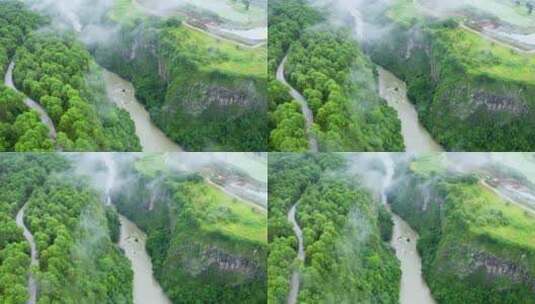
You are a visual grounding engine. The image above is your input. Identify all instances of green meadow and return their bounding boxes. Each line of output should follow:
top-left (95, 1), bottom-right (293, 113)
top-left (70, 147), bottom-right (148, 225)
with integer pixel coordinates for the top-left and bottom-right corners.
top-left (180, 181), bottom-right (267, 244)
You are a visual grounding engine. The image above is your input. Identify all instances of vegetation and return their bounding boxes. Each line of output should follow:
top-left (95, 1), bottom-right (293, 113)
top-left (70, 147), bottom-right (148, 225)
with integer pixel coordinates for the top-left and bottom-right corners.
top-left (267, 0), bottom-right (320, 151)
top-left (15, 34), bottom-right (140, 151)
top-left (268, 153), bottom-right (400, 303)
top-left (96, 13), bottom-right (267, 151)
top-left (115, 156), bottom-right (267, 303)
top-left (268, 0), bottom-right (404, 151)
top-left (0, 1), bottom-right (53, 152)
top-left (389, 156), bottom-right (535, 304)
top-left (0, 154), bottom-right (133, 304)
top-left (369, 0), bottom-right (535, 151)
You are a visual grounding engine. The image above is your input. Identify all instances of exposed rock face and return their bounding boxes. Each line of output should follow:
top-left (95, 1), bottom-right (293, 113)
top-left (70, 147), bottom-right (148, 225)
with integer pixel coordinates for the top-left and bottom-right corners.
top-left (182, 82), bottom-right (256, 116)
top-left (472, 91), bottom-right (527, 115)
top-left (204, 246), bottom-right (257, 275)
top-left (180, 241), bottom-right (264, 284)
top-left (470, 250), bottom-right (535, 290)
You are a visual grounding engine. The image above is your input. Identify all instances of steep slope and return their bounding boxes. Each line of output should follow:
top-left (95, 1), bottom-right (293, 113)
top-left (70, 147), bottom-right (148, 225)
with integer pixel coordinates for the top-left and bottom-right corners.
top-left (95, 15), bottom-right (267, 151)
top-left (388, 156), bottom-right (535, 303)
top-left (114, 156), bottom-right (267, 303)
top-left (368, 0), bottom-right (535, 151)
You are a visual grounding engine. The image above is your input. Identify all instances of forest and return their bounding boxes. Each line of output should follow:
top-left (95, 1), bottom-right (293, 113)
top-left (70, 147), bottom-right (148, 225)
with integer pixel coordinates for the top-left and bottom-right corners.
top-left (268, 153), bottom-right (400, 303)
top-left (0, 1), bottom-right (140, 152)
top-left (389, 154), bottom-right (535, 303)
top-left (0, 1), bottom-right (52, 152)
top-left (268, 0), bottom-right (404, 152)
top-left (0, 154), bottom-right (133, 304)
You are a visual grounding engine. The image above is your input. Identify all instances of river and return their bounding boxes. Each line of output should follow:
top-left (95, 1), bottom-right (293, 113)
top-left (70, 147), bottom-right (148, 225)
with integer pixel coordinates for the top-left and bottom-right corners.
top-left (118, 215), bottom-right (171, 304)
top-left (102, 69), bottom-right (183, 152)
top-left (276, 56), bottom-right (319, 152)
top-left (15, 203), bottom-right (38, 304)
top-left (377, 68), bottom-right (443, 152)
top-left (381, 155), bottom-right (436, 304)
top-left (4, 61), bottom-right (57, 141)
top-left (102, 154), bottom-right (171, 304)
top-left (348, 6), bottom-right (442, 152)
top-left (287, 203), bottom-right (305, 304)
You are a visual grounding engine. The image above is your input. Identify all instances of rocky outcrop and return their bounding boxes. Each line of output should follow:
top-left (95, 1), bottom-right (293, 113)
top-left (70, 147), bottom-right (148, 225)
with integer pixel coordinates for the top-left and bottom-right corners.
top-left (470, 250), bottom-right (535, 290)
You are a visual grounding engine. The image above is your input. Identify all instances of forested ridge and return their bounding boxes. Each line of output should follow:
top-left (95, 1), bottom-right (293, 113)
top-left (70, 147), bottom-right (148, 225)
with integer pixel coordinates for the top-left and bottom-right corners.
top-left (0, 154), bottom-right (133, 304)
top-left (389, 157), bottom-right (535, 303)
top-left (0, 1), bottom-right (140, 152)
top-left (268, 0), bottom-right (403, 151)
top-left (268, 153), bottom-right (400, 303)
top-left (0, 1), bottom-right (53, 152)
top-left (114, 157), bottom-right (267, 303)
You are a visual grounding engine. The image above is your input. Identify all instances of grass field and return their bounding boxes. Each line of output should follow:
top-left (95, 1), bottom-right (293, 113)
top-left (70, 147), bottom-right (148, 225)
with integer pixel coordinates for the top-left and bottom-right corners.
top-left (181, 181), bottom-right (267, 244)
top-left (109, 0), bottom-right (145, 25)
top-left (457, 183), bottom-right (535, 251)
top-left (410, 153), bottom-right (448, 176)
top-left (134, 154), bottom-right (170, 177)
top-left (168, 26), bottom-right (266, 78)
top-left (386, 1), bottom-right (535, 84)
top-left (435, 27), bottom-right (535, 84)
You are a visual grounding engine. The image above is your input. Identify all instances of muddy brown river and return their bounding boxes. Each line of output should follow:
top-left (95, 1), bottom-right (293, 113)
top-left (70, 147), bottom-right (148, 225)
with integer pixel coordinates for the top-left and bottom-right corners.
top-left (119, 215), bottom-right (172, 304)
top-left (378, 67), bottom-right (443, 152)
top-left (102, 69), bottom-right (183, 152)
top-left (382, 156), bottom-right (437, 304)
top-left (102, 154), bottom-right (171, 304)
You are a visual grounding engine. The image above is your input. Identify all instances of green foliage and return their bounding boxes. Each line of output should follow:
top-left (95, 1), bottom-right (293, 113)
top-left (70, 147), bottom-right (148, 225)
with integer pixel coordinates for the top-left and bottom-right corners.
top-left (0, 154), bottom-right (133, 303)
top-left (0, 2), bottom-right (54, 152)
top-left (115, 165), bottom-right (267, 303)
top-left (286, 30), bottom-right (404, 151)
top-left (14, 34), bottom-right (140, 151)
top-left (268, 0), bottom-right (404, 151)
top-left (95, 18), bottom-right (267, 151)
top-left (268, 153), bottom-right (400, 303)
top-left (369, 12), bottom-right (535, 151)
top-left (389, 160), bottom-right (535, 304)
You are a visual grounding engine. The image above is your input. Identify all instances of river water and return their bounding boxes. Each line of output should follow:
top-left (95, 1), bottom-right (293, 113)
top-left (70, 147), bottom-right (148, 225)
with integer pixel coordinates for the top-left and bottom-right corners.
top-left (378, 68), bottom-right (443, 152)
top-left (102, 154), bottom-right (171, 304)
top-left (102, 69), bottom-right (183, 152)
top-left (381, 156), bottom-right (436, 304)
top-left (15, 203), bottom-right (38, 304)
top-left (287, 203), bottom-right (305, 304)
top-left (118, 215), bottom-right (172, 304)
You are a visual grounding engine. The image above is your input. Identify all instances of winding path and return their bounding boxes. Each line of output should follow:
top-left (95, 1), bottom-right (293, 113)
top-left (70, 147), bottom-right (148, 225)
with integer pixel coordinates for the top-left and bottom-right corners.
top-left (15, 203), bottom-right (38, 304)
top-left (276, 56), bottom-right (319, 152)
top-left (287, 203), bottom-right (305, 304)
top-left (5, 61), bottom-right (57, 141)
